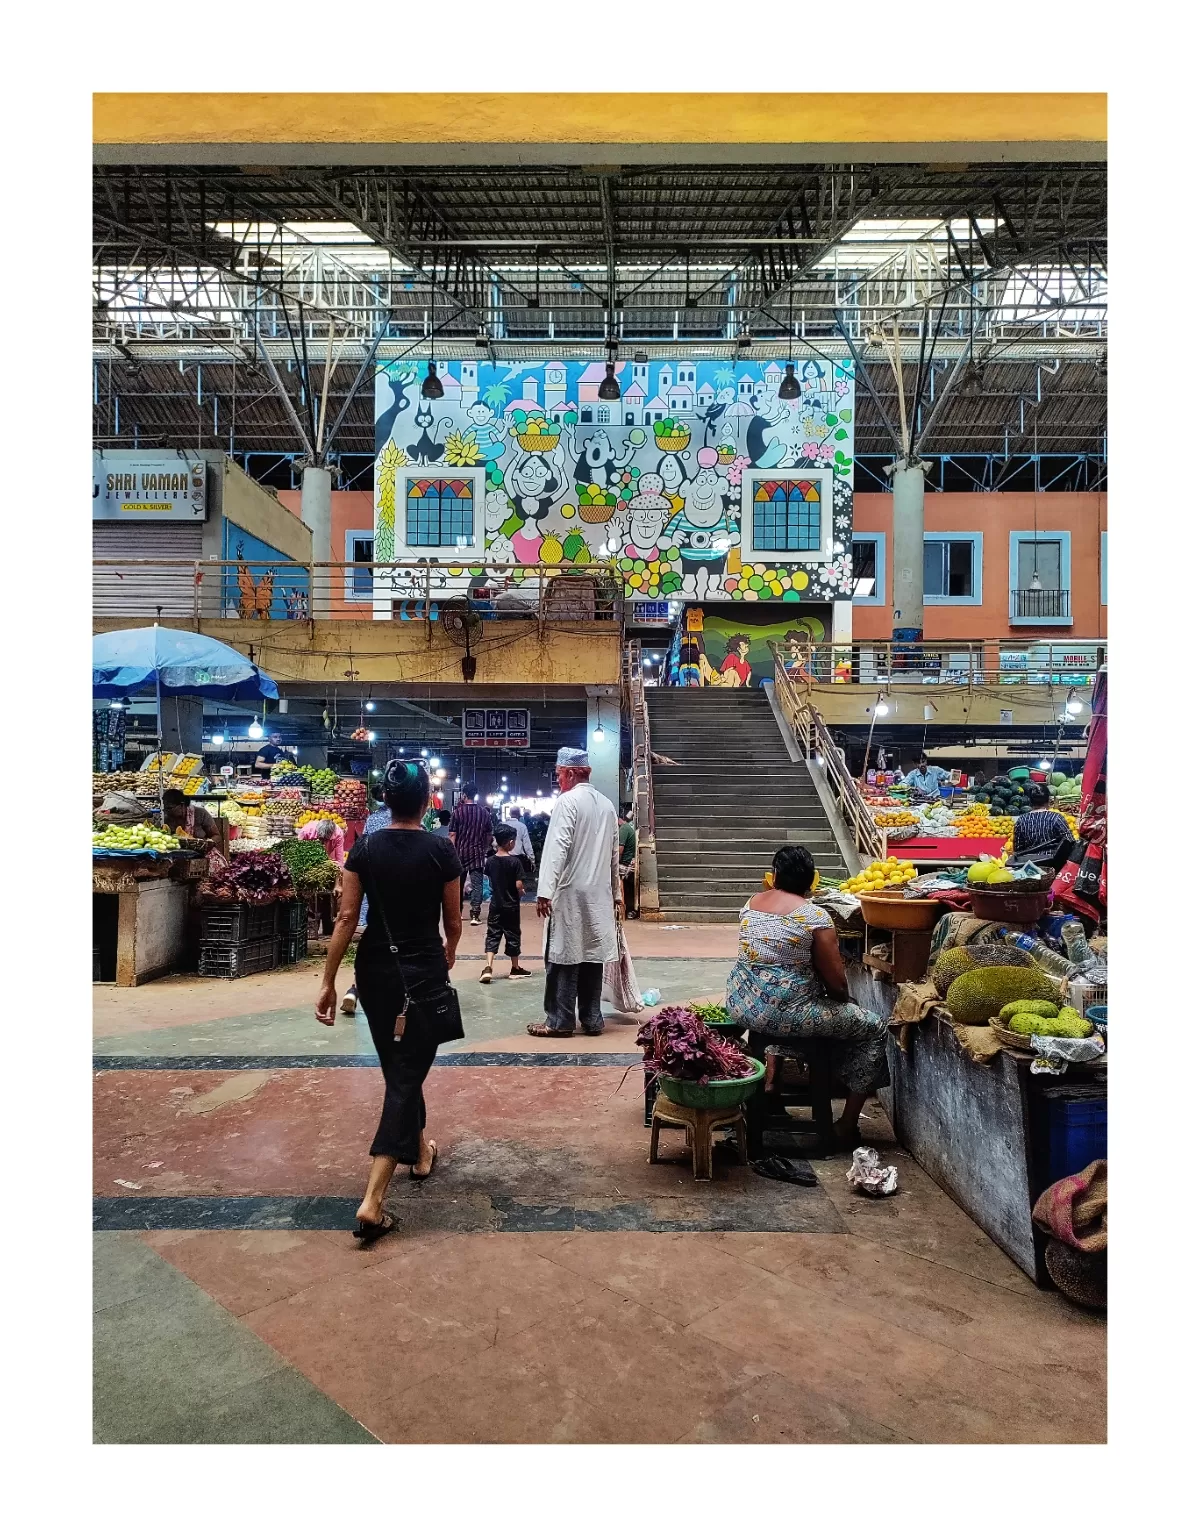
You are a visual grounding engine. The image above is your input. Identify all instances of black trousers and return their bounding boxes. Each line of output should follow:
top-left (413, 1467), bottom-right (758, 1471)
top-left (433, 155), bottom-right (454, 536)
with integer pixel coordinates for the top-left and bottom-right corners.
top-left (485, 902), bottom-right (521, 957)
top-left (543, 961), bottom-right (604, 1034)
top-left (355, 961), bottom-right (441, 1162)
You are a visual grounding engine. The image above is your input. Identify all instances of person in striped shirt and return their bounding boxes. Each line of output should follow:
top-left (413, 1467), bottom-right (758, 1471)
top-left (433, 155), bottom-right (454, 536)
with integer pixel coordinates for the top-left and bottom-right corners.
top-left (449, 783), bottom-right (495, 925)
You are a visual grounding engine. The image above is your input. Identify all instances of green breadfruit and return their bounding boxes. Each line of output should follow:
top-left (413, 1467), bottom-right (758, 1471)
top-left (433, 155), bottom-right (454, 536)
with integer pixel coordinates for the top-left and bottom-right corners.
top-left (945, 966), bottom-right (1060, 1025)
top-left (932, 947), bottom-right (979, 997)
top-left (998, 999), bottom-right (1059, 1023)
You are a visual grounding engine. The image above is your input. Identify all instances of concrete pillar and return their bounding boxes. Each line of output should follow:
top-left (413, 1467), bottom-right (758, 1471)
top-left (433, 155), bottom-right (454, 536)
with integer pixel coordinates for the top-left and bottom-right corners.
top-left (159, 695), bottom-right (204, 755)
top-left (585, 690), bottom-right (621, 811)
top-left (890, 462), bottom-right (928, 641)
top-left (300, 465), bottom-right (333, 619)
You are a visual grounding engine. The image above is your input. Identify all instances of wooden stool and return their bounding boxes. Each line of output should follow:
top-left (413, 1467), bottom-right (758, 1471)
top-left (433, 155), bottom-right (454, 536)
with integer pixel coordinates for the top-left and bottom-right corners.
top-left (745, 1034), bottom-right (837, 1159)
top-left (649, 1097), bottom-right (749, 1181)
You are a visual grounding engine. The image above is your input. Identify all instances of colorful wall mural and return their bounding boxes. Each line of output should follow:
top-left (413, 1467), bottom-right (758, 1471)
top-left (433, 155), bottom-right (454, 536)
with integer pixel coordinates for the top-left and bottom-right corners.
top-left (670, 605), bottom-right (832, 688)
top-left (220, 522), bottom-right (310, 620)
top-left (374, 357), bottom-right (855, 603)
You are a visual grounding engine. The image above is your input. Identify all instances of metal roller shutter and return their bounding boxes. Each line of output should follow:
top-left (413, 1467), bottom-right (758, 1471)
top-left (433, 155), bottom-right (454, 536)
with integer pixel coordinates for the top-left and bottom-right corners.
top-left (93, 523), bottom-right (205, 618)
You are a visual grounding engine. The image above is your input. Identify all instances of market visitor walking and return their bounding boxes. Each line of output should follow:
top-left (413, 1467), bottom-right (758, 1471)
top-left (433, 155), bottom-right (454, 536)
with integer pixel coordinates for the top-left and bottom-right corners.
top-left (316, 759), bottom-right (464, 1245)
top-left (528, 747), bottom-right (621, 1038)
top-left (449, 782), bottom-right (494, 926)
top-left (480, 825), bottom-right (532, 983)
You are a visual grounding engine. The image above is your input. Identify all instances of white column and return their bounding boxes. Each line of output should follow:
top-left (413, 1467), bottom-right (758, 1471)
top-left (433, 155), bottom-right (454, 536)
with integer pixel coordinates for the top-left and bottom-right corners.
top-left (300, 465), bottom-right (333, 619)
top-left (585, 689), bottom-right (621, 810)
top-left (890, 462), bottom-right (928, 639)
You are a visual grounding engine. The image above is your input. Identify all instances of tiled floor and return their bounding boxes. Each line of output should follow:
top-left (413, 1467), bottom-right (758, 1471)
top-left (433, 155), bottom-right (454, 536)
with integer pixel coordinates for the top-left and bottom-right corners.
top-left (93, 917), bottom-right (1106, 1444)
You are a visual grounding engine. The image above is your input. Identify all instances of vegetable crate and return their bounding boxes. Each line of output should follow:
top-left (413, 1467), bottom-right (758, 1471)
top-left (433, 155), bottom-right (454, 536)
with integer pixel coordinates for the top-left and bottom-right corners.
top-left (198, 934), bottom-right (281, 979)
top-left (276, 899), bottom-right (308, 938)
top-left (199, 902), bottom-right (279, 945)
top-left (279, 932), bottom-right (309, 967)
top-left (1035, 1085), bottom-right (1107, 1189)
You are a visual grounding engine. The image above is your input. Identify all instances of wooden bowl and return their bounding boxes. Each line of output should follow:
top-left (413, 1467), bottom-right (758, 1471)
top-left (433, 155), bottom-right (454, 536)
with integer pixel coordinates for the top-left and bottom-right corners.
top-left (858, 889), bottom-right (945, 932)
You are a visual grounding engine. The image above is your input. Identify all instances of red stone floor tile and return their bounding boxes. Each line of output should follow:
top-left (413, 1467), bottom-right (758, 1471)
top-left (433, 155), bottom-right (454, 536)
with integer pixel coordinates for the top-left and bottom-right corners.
top-left (239, 1262), bottom-right (495, 1426)
top-left (679, 1371), bottom-right (914, 1445)
top-left (774, 1233), bottom-right (1106, 1372)
top-left (541, 1231), bottom-right (769, 1327)
top-left (480, 1286), bottom-right (772, 1443)
top-left (686, 1267), bottom-right (956, 1429)
top-left (140, 1228), bottom-right (450, 1317)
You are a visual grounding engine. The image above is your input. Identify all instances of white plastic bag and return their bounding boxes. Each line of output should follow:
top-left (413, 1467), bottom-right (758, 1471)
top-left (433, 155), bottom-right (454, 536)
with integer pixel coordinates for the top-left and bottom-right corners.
top-left (602, 923), bottom-right (643, 1014)
top-left (846, 1146), bottom-right (899, 1197)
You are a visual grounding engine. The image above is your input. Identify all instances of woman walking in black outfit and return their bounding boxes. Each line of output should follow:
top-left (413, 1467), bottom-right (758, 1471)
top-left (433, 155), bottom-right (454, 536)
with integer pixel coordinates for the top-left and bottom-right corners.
top-left (316, 759), bottom-right (464, 1244)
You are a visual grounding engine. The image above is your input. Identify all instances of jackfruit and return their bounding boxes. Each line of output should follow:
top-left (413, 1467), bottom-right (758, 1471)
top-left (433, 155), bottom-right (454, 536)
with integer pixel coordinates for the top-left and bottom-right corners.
top-left (932, 947), bottom-right (979, 998)
top-left (945, 966), bottom-right (1060, 1025)
top-left (998, 999), bottom-right (1059, 1023)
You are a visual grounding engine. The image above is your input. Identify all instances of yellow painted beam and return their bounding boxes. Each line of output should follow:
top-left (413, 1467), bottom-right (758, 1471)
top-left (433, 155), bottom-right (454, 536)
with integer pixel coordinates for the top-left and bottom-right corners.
top-left (94, 92), bottom-right (1106, 157)
top-left (807, 682), bottom-right (1090, 729)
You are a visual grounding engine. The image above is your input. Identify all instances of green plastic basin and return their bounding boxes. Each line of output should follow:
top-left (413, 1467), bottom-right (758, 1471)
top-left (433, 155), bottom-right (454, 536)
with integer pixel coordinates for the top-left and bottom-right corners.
top-left (658, 1056), bottom-right (766, 1109)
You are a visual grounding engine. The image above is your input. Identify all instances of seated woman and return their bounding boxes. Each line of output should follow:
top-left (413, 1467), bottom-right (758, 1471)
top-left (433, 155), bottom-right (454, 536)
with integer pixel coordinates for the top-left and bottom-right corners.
top-left (726, 844), bottom-right (889, 1144)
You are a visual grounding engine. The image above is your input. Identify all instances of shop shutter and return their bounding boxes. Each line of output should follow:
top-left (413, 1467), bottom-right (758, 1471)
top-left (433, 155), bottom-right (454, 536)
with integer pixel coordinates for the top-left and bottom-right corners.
top-left (93, 523), bottom-right (205, 617)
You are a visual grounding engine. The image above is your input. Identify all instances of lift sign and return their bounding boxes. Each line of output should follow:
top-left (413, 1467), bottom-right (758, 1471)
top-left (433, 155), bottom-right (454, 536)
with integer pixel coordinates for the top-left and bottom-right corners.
top-left (463, 708), bottom-right (530, 749)
top-left (93, 453), bottom-right (207, 520)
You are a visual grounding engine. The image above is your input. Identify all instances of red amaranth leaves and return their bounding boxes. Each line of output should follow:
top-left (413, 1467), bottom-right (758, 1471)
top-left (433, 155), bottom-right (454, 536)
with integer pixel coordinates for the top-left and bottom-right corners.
top-left (636, 1005), bottom-right (753, 1084)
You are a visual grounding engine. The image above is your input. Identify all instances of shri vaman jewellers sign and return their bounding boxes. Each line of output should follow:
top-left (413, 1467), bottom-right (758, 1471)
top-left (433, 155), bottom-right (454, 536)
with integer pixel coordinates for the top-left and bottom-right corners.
top-left (93, 452), bottom-right (207, 520)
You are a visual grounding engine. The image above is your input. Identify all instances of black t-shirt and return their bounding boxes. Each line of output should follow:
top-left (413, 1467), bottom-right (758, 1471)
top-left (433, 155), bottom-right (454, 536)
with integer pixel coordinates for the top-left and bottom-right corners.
top-left (485, 852), bottom-right (524, 910)
top-left (254, 744), bottom-right (286, 764)
top-left (345, 828), bottom-right (463, 968)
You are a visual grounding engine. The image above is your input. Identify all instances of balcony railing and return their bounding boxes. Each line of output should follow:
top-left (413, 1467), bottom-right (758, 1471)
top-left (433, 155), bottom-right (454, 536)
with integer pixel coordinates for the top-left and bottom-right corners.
top-left (761, 638), bottom-right (1104, 687)
top-left (93, 560), bottom-right (624, 626)
top-left (1011, 587), bottom-right (1071, 621)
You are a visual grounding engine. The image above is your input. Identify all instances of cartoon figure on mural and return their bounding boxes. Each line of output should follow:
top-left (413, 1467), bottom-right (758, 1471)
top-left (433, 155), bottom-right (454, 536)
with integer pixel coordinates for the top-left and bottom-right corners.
top-left (745, 396), bottom-right (795, 468)
top-left (503, 445), bottom-right (569, 561)
top-left (662, 450), bottom-right (737, 597)
top-left (701, 386), bottom-right (736, 448)
top-left (406, 399), bottom-right (453, 466)
top-left (464, 401), bottom-right (507, 464)
top-left (677, 606), bottom-right (705, 687)
top-left (699, 632), bottom-right (753, 688)
top-left (569, 426), bottom-right (637, 489)
top-left (375, 369), bottom-right (417, 445)
top-left (781, 627), bottom-right (817, 683)
top-left (624, 472), bottom-right (673, 558)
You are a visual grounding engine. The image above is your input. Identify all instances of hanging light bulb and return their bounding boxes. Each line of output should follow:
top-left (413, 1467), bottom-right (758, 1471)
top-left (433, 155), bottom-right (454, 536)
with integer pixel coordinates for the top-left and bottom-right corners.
top-left (367, 730), bottom-right (377, 743)
top-left (430, 757), bottom-right (440, 769)
top-left (420, 748), bottom-right (429, 758)
top-left (247, 717), bottom-right (263, 740)
top-left (365, 700), bottom-right (376, 712)
top-left (597, 361), bottom-right (621, 401)
top-left (1038, 759), bottom-right (1052, 771)
top-left (1064, 690), bottom-right (1083, 716)
top-left (778, 362), bottom-right (800, 400)
top-left (592, 722), bottom-right (606, 741)
top-left (1029, 570), bottom-right (1043, 591)
top-left (873, 695), bottom-right (889, 718)
top-left (211, 733), bottom-right (225, 747)
top-left (421, 360), bottom-right (444, 399)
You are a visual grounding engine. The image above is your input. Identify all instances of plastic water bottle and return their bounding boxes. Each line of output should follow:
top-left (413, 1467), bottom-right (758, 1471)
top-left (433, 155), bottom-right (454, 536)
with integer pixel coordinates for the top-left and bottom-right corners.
top-left (1059, 919), bottom-right (1092, 968)
top-left (641, 989), bottom-right (661, 1006)
top-left (997, 927), bottom-right (1076, 979)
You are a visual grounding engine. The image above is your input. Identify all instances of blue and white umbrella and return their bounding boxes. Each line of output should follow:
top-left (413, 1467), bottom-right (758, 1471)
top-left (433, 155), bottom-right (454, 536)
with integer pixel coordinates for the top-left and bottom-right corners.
top-left (93, 626), bottom-right (279, 702)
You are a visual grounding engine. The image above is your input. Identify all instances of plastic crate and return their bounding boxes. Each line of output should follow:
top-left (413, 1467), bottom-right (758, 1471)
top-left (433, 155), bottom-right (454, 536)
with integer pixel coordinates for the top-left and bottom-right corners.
top-left (1037, 1087), bottom-right (1108, 1188)
top-left (198, 934), bottom-right (280, 979)
top-left (1067, 977), bottom-right (1107, 1015)
top-left (279, 932), bottom-right (309, 967)
top-left (277, 898), bottom-right (307, 937)
top-left (199, 902), bottom-right (278, 945)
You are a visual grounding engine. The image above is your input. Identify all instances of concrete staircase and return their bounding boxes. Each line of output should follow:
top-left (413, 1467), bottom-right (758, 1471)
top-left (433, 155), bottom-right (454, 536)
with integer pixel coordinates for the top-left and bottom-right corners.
top-left (646, 688), bottom-right (850, 923)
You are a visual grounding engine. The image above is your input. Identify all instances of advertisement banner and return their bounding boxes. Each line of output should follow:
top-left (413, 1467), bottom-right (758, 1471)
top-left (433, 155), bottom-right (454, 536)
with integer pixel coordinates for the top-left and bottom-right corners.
top-left (93, 452), bottom-right (207, 520)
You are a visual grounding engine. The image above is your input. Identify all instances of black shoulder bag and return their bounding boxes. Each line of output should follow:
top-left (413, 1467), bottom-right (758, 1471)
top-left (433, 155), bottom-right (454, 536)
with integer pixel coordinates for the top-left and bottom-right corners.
top-left (364, 833), bottom-right (465, 1045)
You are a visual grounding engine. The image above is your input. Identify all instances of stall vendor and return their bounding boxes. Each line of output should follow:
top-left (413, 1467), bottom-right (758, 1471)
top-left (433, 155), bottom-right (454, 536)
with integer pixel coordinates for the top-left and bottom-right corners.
top-left (903, 754), bottom-right (950, 798)
top-left (161, 788), bottom-right (219, 849)
top-left (253, 730), bottom-right (296, 774)
top-left (298, 816), bottom-right (346, 866)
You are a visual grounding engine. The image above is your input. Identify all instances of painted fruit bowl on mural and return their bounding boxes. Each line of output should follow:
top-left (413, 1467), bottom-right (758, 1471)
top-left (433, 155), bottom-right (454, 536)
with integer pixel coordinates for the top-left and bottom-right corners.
top-left (510, 410), bottom-right (560, 451)
top-left (716, 446), bottom-right (736, 463)
top-left (653, 418), bottom-right (691, 452)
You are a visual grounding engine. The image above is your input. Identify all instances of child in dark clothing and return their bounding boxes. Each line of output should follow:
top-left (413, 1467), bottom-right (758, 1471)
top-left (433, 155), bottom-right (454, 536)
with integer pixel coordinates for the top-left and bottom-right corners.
top-left (480, 827), bottom-right (532, 983)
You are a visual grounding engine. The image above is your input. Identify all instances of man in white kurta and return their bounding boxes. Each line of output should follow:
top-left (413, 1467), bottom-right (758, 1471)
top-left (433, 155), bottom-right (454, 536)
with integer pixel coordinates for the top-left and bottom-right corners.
top-left (529, 748), bottom-right (621, 1036)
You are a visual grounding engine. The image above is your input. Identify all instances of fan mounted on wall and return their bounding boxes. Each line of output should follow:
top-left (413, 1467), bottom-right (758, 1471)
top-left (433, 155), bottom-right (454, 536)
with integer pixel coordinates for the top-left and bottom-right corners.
top-left (440, 600), bottom-right (483, 682)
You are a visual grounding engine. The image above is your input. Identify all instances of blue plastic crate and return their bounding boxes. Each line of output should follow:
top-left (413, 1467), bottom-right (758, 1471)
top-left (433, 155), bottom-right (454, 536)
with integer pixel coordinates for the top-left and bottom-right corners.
top-left (1040, 1092), bottom-right (1107, 1187)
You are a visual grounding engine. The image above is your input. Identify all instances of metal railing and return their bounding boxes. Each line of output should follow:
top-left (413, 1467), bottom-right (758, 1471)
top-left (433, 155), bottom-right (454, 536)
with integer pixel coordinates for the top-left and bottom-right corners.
top-left (772, 649), bottom-right (884, 863)
top-left (93, 559), bottom-right (624, 627)
top-left (1010, 588), bottom-right (1071, 620)
top-left (622, 642), bottom-right (659, 915)
top-left (767, 638), bottom-right (1105, 687)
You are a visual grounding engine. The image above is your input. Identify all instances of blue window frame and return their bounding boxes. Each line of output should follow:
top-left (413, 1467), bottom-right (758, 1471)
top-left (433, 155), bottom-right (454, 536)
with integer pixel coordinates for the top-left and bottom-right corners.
top-left (851, 533), bottom-right (886, 605)
top-left (1008, 530), bottom-right (1073, 625)
top-left (923, 532), bottom-right (983, 606)
top-left (344, 531), bottom-right (374, 601)
top-left (405, 480), bottom-right (475, 548)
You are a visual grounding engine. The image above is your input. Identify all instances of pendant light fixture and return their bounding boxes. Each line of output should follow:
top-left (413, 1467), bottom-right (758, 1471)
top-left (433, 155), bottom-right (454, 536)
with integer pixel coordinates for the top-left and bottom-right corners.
top-left (421, 269), bottom-right (444, 398)
top-left (778, 287), bottom-right (800, 399)
top-left (597, 339), bottom-right (621, 401)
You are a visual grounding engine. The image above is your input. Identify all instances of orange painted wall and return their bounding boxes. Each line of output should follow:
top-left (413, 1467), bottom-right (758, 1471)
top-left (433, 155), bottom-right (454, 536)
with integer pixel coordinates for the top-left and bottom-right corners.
top-left (851, 492), bottom-right (1107, 641)
top-left (276, 489), bottom-right (376, 619)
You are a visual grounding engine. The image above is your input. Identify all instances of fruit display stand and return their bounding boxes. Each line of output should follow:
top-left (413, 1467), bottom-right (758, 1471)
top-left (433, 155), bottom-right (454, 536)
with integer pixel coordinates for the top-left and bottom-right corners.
top-left (93, 850), bottom-right (203, 986)
top-left (845, 961), bottom-right (1105, 1288)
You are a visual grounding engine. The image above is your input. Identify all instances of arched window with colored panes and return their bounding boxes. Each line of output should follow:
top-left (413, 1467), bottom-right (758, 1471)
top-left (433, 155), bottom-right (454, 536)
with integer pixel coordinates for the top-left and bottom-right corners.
top-left (752, 478), bottom-right (822, 552)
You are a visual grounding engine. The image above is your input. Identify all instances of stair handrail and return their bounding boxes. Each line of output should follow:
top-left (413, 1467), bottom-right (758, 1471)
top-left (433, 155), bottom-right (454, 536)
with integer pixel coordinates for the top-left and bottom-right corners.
top-left (771, 644), bottom-right (883, 863)
top-left (622, 642), bottom-right (659, 915)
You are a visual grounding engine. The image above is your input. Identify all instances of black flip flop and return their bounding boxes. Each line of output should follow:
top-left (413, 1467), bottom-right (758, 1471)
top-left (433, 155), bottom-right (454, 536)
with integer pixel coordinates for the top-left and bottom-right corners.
top-left (353, 1212), bottom-right (396, 1247)
top-left (751, 1155), bottom-right (819, 1187)
top-left (409, 1142), bottom-right (438, 1181)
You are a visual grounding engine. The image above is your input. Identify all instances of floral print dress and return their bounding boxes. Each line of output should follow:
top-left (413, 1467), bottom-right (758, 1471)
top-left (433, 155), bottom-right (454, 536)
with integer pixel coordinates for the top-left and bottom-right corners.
top-left (725, 900), bottom-right (890, 1095)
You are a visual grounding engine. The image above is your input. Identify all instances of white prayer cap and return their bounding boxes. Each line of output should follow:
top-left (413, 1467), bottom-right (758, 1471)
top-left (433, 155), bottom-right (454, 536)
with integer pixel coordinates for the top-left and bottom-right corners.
top-left (556, 747), bottom-right (590, 768)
